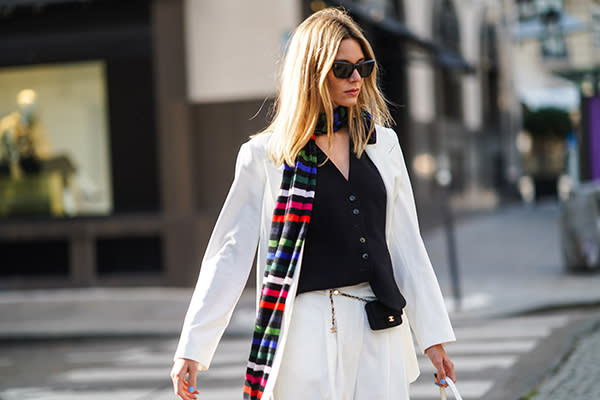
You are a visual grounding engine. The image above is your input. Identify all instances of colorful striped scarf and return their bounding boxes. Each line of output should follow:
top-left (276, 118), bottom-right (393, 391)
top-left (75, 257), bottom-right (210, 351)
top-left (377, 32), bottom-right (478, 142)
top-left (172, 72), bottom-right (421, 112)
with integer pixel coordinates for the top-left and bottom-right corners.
top-left (243, 107), bottom-right (372, 399)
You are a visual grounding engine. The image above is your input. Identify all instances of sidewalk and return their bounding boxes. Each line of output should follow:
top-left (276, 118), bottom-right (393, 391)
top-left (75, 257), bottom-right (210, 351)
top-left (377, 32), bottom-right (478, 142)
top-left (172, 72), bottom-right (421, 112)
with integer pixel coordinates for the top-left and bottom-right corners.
top-left (1, 201), bottom-right (599, 340)
top-left (427, 201), bottom-right (600, 320)
top-left (484, 310), bottom-right (600, 400)
top-left (529, 316), bottom-right (600, 399)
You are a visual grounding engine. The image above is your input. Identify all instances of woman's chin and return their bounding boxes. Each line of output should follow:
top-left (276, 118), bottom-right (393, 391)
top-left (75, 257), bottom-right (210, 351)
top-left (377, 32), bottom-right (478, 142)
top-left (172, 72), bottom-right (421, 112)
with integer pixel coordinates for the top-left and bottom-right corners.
top-left (333, 99), bottom-right (358, 108)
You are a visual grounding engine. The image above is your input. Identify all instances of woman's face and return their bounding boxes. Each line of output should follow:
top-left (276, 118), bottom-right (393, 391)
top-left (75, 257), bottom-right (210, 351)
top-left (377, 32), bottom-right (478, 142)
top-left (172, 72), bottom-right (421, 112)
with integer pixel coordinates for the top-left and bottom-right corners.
top-left (326, 38), bottom-right (366, 108)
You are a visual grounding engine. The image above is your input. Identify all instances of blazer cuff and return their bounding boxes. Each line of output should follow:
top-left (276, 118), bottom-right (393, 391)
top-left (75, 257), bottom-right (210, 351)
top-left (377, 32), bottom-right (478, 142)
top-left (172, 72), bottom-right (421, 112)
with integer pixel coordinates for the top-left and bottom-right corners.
top-left (420, 334), bottom-right (457, 354)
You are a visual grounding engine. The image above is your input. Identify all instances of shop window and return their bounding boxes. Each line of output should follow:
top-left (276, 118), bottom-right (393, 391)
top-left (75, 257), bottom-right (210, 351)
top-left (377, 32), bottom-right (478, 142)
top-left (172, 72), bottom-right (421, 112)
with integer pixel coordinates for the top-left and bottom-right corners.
top-left (481, 23), bottom-right (500, 129)
top-left (540, 3), bottom-right (568, 60)
top-left (96, 236), bottom-right (162, 275)
top-left (516, 0), bottom-right (568, 60)
top-left (0, 61), bottom-right (112, 218)
top-left (0, 239), bottom-right (69, 276)
top-left (357, 0), bottom-right (404, 20)
top-left (435, 0), bottom-right (463, 120)
top-left (307, 0), bottom-right (404, 20)
top-left (517, 0), bottom-right (538, 21)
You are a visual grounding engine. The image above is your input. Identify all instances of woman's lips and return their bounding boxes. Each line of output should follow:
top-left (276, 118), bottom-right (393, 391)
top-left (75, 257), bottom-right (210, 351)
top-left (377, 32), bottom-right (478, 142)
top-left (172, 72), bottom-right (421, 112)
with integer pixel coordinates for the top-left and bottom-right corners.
top-left (345, 88), bottom-right (360, 96)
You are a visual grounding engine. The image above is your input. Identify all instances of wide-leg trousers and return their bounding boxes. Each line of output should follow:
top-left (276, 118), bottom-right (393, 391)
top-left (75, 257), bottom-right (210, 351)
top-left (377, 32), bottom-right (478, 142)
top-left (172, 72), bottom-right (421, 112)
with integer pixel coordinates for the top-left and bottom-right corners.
top-left (273, 282), bottom-right (410, 400)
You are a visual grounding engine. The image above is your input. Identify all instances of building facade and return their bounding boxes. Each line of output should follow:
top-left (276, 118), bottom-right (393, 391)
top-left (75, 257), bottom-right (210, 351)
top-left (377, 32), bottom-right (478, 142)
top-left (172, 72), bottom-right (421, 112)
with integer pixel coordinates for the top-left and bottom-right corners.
top-left (0, 0), bottom-right (520, 287)
top-left (513, 0), bottom-right (600, 186)
top-left (402, 0), bottom-right (521, 220)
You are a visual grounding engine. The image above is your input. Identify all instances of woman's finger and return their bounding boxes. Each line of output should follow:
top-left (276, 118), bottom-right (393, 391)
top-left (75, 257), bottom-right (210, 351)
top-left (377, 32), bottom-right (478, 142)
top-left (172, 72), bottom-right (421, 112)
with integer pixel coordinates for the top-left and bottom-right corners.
top-left (182, 379), bottom-right (199, 399)
top-left (444, 357), bottom-right (456, 383)
top-left (173, 373), bottom-right (186, 399)
top-left (427, 344), bottom-right (452, 387)
top-left (171, 363), bottom-right (195, 400)
top-left (170, 366), bottom-right (182, 398)
top-left (434, 372), bottom-right (447, 388)
top-left (187, 364), bottom-right (199, 397)
top-left (436, 364), bottom-right (447, 387)
top-left (432, 357), bottom-right (447, 386)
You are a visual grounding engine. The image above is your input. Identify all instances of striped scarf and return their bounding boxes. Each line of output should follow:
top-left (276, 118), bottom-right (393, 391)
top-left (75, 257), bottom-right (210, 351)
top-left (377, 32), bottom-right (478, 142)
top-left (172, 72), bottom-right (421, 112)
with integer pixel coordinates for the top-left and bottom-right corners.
top-left (243, 107), bottom-right (372, 399)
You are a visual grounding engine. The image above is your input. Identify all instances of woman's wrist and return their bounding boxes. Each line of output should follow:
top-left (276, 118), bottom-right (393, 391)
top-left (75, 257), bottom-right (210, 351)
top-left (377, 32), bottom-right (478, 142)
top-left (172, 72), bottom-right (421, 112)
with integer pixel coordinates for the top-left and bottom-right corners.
top-left (424, 343), bottom-right (444, 354)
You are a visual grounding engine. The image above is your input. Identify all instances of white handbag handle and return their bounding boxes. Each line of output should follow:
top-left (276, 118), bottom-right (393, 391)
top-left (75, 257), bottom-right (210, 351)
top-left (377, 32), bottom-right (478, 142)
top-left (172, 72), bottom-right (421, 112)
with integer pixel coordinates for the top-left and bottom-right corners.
top-left (439, 378), bottom-right (462, 400)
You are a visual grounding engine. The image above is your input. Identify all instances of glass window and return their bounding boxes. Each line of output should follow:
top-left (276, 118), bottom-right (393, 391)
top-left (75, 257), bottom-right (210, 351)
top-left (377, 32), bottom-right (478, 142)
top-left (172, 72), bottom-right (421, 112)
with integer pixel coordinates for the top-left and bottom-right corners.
top-left (438, 0), bottom-right (460, 53)
top-left (435, 0), bottom-right (463, 120)
top-left (0, 61), bottom-right (112, 218)
top-left (357, 0), bottom-right (403, 20)
top-left (593, 4), bottom-right (600, 49)
top-left (517, 0), bottom-right (538, 21)
top-left (539, 0), bottom-right (567, 59)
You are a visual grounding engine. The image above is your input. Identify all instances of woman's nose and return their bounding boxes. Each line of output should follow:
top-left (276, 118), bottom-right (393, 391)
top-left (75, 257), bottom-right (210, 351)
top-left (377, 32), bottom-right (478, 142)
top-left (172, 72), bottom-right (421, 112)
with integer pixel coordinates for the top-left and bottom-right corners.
top-left (349, 67), bottom-right (361, 82)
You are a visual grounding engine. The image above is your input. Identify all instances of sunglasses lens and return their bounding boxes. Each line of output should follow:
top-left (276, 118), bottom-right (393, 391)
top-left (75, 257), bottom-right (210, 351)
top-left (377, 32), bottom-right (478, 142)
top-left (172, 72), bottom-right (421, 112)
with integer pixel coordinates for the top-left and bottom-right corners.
top-left (332, 61), bottom-right (375, 79)
top-left (357, 61), bottom-right (375, 77)
top-left (332, 62), bottom-right (353, 79)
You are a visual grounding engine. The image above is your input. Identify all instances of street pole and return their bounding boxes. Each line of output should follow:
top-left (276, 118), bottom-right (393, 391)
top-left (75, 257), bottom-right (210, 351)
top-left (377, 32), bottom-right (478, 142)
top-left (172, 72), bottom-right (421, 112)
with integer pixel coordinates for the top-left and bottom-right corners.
top-left (436, 157), bottom-right (462, 312)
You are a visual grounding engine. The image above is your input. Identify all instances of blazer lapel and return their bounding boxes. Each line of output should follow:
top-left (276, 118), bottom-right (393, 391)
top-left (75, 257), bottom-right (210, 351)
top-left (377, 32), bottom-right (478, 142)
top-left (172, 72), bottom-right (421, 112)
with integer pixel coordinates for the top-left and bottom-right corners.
top-left (365, 129), bottom-right (401, 239)
top-left (264, 129), bottom-right (400, 237)
top-left (264, 159), bottom-right (283, 204)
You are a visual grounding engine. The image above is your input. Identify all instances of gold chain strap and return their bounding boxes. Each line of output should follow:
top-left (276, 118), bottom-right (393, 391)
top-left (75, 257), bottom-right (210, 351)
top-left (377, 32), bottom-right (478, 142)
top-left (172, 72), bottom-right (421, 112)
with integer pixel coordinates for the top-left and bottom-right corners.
top-left (328, 289), bottom-right (337, 333)
top-left (328, 289), bottom-right (370, 333)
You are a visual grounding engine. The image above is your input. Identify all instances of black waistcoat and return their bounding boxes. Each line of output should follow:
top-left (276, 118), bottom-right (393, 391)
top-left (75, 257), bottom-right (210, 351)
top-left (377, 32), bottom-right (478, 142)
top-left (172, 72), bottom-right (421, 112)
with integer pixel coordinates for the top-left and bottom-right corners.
top-left (297, 142), bottom-right (406, 311)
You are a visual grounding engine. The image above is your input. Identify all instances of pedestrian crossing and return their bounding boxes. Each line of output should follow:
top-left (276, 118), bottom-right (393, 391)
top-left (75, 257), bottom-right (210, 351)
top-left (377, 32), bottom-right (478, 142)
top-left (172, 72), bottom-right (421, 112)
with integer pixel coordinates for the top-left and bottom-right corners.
top-left (0, 313), bottom-right (571, 400)
top-left (410, 313), bottom-right (570, 399)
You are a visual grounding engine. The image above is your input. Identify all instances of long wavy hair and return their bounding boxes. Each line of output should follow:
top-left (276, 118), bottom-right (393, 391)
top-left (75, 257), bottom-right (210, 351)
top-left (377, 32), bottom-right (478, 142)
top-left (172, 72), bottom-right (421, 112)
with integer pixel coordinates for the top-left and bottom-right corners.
top-left (260, 7), bottom-right (393, 166)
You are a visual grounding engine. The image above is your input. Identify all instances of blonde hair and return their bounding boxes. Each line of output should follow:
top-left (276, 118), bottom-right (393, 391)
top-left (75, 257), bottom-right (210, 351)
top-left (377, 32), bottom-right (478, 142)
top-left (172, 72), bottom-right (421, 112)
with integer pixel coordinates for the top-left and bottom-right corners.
top-left (260, 7), bottom-right (393, 166)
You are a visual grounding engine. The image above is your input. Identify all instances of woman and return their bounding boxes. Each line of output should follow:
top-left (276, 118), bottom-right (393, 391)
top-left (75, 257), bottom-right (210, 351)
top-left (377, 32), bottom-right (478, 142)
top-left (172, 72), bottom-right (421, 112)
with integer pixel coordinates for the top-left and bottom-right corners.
top-left (171, 8), bottom-right (456, 400)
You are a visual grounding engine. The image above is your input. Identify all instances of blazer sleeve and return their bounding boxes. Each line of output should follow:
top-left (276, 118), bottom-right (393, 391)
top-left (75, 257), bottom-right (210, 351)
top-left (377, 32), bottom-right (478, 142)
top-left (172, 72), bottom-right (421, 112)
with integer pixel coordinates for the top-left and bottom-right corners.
top-left (174, 140), bottom-right (265, 368)
top-left (386, 129), bottom-right (456, 353)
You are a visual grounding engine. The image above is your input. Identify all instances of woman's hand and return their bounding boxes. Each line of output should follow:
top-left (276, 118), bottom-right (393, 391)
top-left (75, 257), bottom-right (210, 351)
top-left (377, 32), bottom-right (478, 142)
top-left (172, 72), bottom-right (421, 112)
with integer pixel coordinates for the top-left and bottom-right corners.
top-left (425, 344), bottom-right (456, 387)
top-left (170, 358), bottom-right (200, 400)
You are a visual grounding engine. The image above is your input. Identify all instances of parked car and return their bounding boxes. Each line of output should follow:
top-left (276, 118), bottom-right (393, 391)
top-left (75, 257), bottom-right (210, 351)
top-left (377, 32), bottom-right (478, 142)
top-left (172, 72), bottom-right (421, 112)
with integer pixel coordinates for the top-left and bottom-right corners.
top-left (560, 181), bottom-right (600, 272)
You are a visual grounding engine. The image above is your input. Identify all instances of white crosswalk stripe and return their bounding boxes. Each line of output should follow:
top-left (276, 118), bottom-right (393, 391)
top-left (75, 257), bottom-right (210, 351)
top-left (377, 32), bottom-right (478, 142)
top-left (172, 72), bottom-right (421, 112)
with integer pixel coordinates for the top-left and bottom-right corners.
top-left (0, 388), bottom-right (144, 400)
top-left (409, 314), bottom-right (571, 399)
top-left (447, 340), bottom-right (537, 354)
top-left (0, 315), bottom-right (573, 400)
top-left (418, 354), bottom-right (518, 373)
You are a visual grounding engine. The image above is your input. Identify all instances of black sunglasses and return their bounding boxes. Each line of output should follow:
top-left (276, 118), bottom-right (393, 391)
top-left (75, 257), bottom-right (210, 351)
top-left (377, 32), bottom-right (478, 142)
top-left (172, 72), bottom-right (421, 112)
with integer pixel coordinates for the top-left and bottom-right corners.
top-left (331, 60), bottom-right (375, 79)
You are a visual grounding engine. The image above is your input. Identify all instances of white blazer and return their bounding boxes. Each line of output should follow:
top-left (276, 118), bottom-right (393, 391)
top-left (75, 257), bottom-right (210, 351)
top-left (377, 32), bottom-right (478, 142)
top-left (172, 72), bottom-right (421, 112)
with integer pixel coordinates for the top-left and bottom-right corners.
top-left (174, 126), bottom-right (455, 399)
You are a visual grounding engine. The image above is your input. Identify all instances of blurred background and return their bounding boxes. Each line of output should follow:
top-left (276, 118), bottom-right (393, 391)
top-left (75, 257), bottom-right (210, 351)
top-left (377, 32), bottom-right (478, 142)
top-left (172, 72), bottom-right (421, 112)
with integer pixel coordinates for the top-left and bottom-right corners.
top-left (0, 0), bottom-right (598, 287)
top-left (0, 1), bottom-right (599, 399)
top-left (0, 0), bottom-right (600, 288)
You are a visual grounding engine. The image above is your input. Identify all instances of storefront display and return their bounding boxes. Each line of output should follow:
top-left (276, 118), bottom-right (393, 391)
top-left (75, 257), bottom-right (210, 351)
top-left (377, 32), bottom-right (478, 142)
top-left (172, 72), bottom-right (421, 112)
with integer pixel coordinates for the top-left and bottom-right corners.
top-left (0, 61), bottom-right (112, 217)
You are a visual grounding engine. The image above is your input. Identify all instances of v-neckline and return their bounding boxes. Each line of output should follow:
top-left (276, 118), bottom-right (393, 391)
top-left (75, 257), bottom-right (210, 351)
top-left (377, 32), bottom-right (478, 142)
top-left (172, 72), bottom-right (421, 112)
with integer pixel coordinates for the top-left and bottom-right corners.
top-left (315, 140), bottom-right (352, 183)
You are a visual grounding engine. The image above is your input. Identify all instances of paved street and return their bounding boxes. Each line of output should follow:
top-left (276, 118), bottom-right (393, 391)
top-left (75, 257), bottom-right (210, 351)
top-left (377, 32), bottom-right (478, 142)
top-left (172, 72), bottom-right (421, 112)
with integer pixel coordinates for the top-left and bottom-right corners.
top-left (0, 335), bottom-right (248, 400)
top-left (1, 202), bottom-right (599, 399)
top-left (426, 201), bottom-right (600, 318)
top-left (1, 308), bottom-right (597, 400)
top-left (411, 311), bottom-right (586, 399)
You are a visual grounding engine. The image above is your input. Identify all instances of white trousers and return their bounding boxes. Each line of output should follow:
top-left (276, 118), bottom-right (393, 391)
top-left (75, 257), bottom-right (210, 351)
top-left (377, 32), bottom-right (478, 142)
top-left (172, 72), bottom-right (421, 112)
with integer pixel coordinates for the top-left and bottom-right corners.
top-left (273, 282), bottom-right (410, 400)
